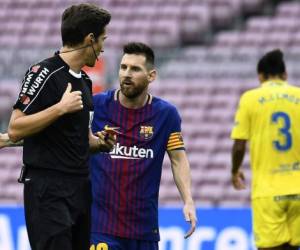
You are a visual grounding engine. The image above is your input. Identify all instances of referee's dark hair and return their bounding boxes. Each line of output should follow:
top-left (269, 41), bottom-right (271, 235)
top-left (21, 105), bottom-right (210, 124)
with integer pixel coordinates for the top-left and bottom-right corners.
top-left (257, 49), bottom-right (286, 78)
top-left (123, 42), bottom-right (155, 70)
top-left (61, 3), bottom-right (111, 47)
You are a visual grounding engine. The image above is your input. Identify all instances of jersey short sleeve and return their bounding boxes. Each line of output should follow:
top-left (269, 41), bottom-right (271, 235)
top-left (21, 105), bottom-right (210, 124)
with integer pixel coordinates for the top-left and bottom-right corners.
top-left (166, 105), bottom-right (185, 151)
top-left (231, 92), bottom-right (251, 140)
top-left (13, 63), bottom-right (56, 115)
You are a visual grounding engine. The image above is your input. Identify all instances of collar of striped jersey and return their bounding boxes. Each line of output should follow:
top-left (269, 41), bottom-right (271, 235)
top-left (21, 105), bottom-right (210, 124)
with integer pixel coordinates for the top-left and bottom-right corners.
top-left (114, 89), bottom-right (153, 105)
top-left (261, 79), bottom-right (288, 87)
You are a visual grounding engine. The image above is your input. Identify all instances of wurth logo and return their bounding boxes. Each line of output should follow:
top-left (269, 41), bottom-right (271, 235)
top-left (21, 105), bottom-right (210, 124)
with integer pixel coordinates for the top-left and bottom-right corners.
top-left (110, 143), bottom-right (154, 159)
top-left (21, 67), bottom-right (50, 96)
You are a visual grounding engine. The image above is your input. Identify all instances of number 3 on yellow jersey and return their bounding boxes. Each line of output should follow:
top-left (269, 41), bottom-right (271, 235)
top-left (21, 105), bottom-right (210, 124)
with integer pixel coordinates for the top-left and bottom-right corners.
top-left (272, 112), bottom-right (292, 151)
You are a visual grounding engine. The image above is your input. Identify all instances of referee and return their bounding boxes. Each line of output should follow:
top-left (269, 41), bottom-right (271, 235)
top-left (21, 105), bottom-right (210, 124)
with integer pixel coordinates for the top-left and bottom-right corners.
top-left (7, 4), bottom-right (114, 250)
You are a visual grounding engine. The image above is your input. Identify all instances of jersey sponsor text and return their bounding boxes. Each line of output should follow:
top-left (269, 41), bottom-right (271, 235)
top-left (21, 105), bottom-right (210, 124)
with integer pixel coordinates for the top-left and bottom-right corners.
top-left (110, 142), bottom-right (154, 159)
top-left (22, 67), bottom-right (50, 96)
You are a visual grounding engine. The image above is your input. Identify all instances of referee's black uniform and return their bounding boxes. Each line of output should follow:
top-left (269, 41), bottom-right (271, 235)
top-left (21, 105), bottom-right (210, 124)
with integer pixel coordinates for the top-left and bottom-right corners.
top-left (14, 54), bottom-right (93, 250)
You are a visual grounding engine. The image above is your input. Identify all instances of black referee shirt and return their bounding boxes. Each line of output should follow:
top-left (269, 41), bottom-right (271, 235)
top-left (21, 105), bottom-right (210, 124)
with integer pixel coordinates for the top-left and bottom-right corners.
top-left (14, 55), bottom-right (94, 175)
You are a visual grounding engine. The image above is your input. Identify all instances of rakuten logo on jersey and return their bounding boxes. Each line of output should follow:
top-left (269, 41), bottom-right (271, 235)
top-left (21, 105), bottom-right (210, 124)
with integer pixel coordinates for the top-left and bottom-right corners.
top-left (110, 143), bottom-right (154, 159)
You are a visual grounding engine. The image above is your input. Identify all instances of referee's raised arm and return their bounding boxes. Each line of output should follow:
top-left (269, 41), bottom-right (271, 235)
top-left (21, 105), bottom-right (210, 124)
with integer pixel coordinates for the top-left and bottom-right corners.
top-left (8, 83), bottom-right (83, 142)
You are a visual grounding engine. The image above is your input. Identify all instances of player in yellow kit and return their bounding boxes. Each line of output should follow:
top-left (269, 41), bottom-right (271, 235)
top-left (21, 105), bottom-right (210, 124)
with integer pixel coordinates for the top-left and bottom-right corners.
top-left (231, 49), bottom-right (300, 250)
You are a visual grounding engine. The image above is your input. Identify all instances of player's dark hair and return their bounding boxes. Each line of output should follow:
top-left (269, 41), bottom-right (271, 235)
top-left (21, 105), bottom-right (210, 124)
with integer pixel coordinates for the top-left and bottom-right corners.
top-left (123, 42), bottom-right (155, 69)
top-left (61, 3), bottom-right (111, 47)
top-left (257, 49), bottom-right (286, 78)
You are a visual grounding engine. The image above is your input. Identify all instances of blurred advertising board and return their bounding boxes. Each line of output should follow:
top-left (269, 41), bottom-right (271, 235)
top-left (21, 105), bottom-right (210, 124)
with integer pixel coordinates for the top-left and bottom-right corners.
top-left (0, 207), bottom-right (255, 250)
top-left (159, 208), bottom-right (255, 250)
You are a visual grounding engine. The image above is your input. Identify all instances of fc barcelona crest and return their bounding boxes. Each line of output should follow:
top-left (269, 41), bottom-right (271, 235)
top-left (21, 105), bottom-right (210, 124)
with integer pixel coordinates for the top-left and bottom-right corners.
top-left (140, 126), bottom-right (154, 140)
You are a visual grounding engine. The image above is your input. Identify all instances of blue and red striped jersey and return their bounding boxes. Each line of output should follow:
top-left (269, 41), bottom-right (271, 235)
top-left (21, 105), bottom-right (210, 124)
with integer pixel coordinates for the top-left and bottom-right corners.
top-left (90, 89), bottom-right (184, 241)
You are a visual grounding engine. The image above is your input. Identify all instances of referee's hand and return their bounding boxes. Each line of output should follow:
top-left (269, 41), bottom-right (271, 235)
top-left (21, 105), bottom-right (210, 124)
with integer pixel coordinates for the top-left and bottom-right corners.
top-left (58, 83), bottom-right (83, 114)
top-left (95, 131), bottom-right (116, 152)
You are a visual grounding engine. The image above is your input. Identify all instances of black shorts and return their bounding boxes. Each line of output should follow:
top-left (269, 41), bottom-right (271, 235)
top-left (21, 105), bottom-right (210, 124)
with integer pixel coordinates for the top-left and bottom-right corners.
top-left (23, 168), bottom-right (92, 250)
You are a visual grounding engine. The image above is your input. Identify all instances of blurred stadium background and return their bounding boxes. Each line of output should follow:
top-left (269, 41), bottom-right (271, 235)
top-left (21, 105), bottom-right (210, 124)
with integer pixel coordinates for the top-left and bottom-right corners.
top-left (0, 0), bottom-right (300, 249)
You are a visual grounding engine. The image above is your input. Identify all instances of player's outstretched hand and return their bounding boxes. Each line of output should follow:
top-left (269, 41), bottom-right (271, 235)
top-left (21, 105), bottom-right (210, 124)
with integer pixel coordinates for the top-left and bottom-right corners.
top-left (183, 202), bottom-right (197, 239)
top-left (58, 83), bottom-right (83, 114)
top-left (0, 133), bottom-right (9, 149)
top-left (95, 131), bottom-right (117, 152)
top-left (231, 170), bottom-right (246, 190)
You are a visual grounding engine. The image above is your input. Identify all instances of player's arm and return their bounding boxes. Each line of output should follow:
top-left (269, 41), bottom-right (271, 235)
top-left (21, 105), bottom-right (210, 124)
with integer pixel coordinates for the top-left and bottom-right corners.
top-left (231, 93), bottom-right (250, 191)
top-left (231, 139), bottom-right (247, 190)
top-left (0, 132), bottom-right (23, 149)
top-left (89, 129), bottom-right (116, 153)
top-left (168, 149), bottom-right (197, 239)
top-left (8, 83), bottom-right (82, 142)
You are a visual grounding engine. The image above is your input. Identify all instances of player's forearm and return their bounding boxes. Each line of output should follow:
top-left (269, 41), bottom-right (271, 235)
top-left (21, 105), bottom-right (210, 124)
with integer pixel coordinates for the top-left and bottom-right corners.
top-left (170, 151), bottom-right (194, 204)
top-left (231, 139), bottom-right (246, 174)
top-left (173, 164), bottom-right (194, 204)
top-left (8, 104), bottom-right (65, 142)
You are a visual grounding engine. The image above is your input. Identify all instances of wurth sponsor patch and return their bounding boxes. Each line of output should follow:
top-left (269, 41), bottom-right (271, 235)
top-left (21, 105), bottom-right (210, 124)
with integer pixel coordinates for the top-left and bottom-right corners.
top-left (21, 67), bottom-right (50, 96)
top-left (14, 57), bottom-right (66, 114)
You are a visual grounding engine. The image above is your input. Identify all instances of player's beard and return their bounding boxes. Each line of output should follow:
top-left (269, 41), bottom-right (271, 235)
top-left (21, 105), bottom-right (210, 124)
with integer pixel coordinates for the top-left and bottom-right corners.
top-left (120, 82), bottom-right (147, 99)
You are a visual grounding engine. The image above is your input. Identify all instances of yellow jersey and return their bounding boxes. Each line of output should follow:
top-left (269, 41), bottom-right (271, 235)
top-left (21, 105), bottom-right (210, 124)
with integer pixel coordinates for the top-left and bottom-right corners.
top-left (231, 79), bottom-right (300, 198)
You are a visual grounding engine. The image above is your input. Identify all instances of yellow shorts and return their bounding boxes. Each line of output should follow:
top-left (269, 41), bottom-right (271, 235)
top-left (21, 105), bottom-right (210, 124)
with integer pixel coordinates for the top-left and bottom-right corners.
top-left (252, 194), bottom-right (300, 248)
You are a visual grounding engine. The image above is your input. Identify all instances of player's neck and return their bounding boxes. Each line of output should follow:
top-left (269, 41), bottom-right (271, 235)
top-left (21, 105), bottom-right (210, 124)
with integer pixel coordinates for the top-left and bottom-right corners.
top-left (119, 91), bottom-right (149, 109)
top-left (59, 47), bottom-right (85, 73)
